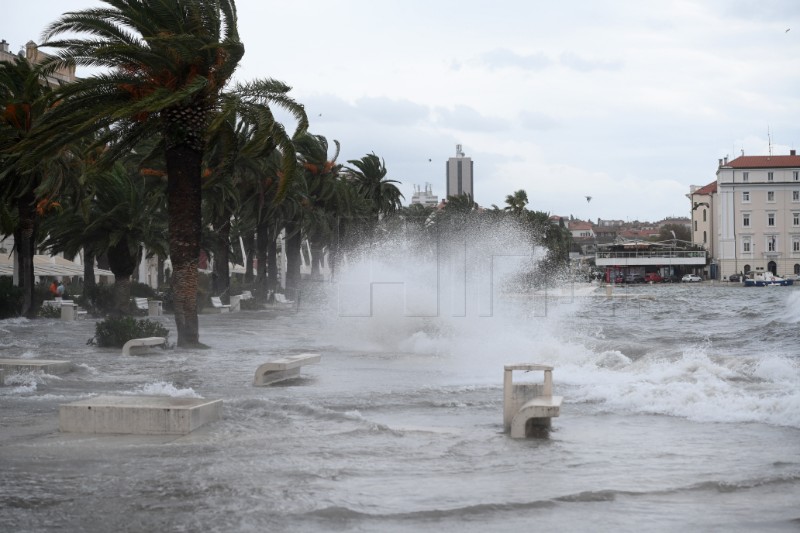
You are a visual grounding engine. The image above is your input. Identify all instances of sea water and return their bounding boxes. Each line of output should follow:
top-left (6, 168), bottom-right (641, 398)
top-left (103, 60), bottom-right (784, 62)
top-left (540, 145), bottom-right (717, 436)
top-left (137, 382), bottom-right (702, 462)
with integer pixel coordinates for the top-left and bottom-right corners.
top-left (1, 281), bottom-right (799, 532)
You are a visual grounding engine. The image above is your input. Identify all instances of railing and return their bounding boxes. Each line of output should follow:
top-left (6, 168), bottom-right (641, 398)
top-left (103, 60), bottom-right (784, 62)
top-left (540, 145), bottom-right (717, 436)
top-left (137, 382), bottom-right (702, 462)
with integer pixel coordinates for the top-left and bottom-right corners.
top-left (596, 250), bottom-right (706, 260)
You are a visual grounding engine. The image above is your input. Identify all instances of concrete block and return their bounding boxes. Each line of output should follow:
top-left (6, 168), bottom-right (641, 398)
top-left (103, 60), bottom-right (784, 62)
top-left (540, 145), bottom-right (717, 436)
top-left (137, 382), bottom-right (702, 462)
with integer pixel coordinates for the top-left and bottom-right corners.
top-left (0, 358), bottom-right (73, 375)
top-left (254, 353), bottom-right (321, 385)
top-left (148, 300), bottom-right (163, 316)
top-left (59, 395), bottom-right (223, 435)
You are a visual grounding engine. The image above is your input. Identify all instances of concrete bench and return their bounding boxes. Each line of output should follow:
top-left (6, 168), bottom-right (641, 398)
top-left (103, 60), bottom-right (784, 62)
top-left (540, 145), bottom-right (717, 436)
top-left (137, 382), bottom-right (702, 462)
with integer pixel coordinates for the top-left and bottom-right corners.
top-left (210, 296), bottom-right (230, 312)
top-left (240, 290), bottom-right (253, 300)
top-left (254, 353), bottom-right (321, 385)
top-left (122, 336), bottom-right (166, 356)
top-left (60, 395), bottom-right (222, 435)
top-left (133, 297), bottom-right (148, 311)
top-left (503, 363), bottom-right (563, 438)
top-left (0, 358), bottom-right (73, 375)
top-left (274, 293), bottom-right (293, 304)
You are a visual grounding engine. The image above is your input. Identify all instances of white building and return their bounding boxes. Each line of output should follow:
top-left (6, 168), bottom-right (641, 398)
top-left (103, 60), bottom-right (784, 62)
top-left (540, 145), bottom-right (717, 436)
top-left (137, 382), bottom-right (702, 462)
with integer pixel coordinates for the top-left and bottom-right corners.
top-left (714, 150), bottom-right (800, 279)
top-left (445, 144), bottom-right (474, 200)
top-left (410, 183), bottom-right (438, 208)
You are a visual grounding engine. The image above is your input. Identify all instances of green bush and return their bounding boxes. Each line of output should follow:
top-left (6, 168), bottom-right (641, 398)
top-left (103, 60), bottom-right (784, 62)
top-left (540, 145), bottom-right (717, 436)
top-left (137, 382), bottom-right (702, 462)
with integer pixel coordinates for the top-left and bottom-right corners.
top-left (91, 316), bottom-right (169, 348)
top-left (38, 303), bottom-right (62, 318)
top-left (239, 297), bottom-right (263, 311)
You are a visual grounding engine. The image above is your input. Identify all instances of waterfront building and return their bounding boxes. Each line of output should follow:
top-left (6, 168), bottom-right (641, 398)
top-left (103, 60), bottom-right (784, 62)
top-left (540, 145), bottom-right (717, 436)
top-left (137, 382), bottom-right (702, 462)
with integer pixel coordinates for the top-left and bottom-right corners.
top-left (410, 183), bottom-right (439, 208)
top-left (445, 144), bottom-right (474, 200)
top-left (0, 39), bottom-right (77, 86)
top-left (688, 181), bottom-right (716, 276)
top-left (713, 150), bottom-right (800, 279)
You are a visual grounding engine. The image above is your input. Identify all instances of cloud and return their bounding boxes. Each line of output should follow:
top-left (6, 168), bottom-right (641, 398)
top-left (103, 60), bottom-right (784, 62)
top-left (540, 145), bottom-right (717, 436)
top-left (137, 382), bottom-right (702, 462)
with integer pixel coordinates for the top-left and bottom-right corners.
top-left (519, 111), bottom-right (559, 130)
top-left (480, 48), bottom-right (552, 71)
top-left (435, 105), bottom-right (509, 132)
top-left (558, 52), bottom-right (622, 72)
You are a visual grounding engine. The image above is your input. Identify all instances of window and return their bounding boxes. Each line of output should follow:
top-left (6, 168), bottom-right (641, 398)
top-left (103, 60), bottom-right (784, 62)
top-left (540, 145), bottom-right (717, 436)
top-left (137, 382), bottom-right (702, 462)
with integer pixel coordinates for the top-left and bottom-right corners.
top-left (744, 264), bottom-right (751, 273)
top-left (795, 264), bottom-right (800, 275)
top-left (742, 191), bottom-right (750, 202)
top-left (768, 237), bottom-right (776, 252)
top-left (794, 212), bottom-right (800, 226)
top-left (743, 172), bottom-right (749, 182)
top-left (768, 213), bottom-right (775, 226)
top-left (795, 171), bottom-right (799, 181)
top-left (743, 239), bottom-right (751, 253)
top-left (794, 240), bottom-right (800, 253)
top-left (743, 213), bottom-right (750, 227)
top-left (768, 171), bottom-right (774, 181)
top-left (703, 231), bottom-right (707, 244)
top-left (767, 191), bottom-right (775, 202)
top-left (794, 190), bottom-right (800, 201)
top-left (703, 210), bottom-right (707, 222)
top-left (694, 220), bottom-right (698, 231)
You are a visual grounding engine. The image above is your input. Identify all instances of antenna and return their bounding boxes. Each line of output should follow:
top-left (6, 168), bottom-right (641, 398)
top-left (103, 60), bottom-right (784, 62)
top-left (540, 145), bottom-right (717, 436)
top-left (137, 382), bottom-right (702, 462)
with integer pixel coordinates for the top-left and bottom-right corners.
top-left (768, 125), bottom-right (773, 156)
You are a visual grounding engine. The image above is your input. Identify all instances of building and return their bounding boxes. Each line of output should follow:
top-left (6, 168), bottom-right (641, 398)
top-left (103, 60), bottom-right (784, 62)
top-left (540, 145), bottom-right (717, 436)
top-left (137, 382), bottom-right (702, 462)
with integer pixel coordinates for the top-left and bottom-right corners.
top-left (0, 39), bottom-right (77, 86)
top-left (688, 181), bottom-right (716, 256)
top-left (714, 150), bottom-right (800, 279)
top-left (410, 183), bottom-right (438, 208)
top-left (445, 144), bottom-right (474, 200)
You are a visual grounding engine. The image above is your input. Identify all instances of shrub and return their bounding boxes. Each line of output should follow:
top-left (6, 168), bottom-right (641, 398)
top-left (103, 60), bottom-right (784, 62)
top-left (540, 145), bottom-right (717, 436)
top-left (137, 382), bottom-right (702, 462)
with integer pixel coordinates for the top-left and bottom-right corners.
top-left (38, 303), bottom-right (62, 319)
top-left (90, 316), bottom-right (169, 348)
top-left (239, 297), bottom-right (263, 311)
top-left (76, 283), bottom-right (116, 317)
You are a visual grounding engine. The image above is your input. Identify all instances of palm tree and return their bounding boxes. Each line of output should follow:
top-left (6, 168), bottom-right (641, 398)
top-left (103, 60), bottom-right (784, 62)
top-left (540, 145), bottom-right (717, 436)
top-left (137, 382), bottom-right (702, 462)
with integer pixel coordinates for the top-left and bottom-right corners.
top-left (41, 162), bottom-right (168, 314)
top-left (32, 0), bottom-right (245, 346)
top-left (504, 189), bottom-right (528, 216)
top-left (344, 153), bottom-right (404, 221)
top-left (0, 56), bottom-right (53, 317)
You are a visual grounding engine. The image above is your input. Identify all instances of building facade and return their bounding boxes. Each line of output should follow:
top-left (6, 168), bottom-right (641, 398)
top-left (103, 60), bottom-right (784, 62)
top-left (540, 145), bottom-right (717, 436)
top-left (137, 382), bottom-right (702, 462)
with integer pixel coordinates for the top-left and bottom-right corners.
top-left (688, 181), bottom-right (716, 263)
top-left (445, 144), bottom-right (474, 200)
top-left (410, 183), bottom-right (439, 208)
top-left (714, 151), bottom-right (800, 279)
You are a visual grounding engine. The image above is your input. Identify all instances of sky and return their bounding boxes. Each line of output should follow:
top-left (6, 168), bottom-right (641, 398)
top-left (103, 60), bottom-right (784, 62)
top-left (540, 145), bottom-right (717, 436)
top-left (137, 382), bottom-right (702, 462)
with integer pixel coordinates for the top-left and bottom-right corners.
top-left (5, 0), bottom-right (800, 222)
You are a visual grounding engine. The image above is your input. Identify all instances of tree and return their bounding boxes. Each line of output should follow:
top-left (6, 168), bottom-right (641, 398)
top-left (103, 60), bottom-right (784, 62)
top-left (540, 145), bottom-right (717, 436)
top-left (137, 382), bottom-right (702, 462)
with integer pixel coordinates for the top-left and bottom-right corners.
top-left (657, 223), bottom-right (691, 243)
top-left (34, 0), bottom-right (246, 346)
top-left (344, 153), bottom-right (403, 221)
top-left (0, 56), bottom-right (53, 317)
top-left (41, 161), bottom-right (168, 314)
top-left (504, 189), bottom-right (528, 216)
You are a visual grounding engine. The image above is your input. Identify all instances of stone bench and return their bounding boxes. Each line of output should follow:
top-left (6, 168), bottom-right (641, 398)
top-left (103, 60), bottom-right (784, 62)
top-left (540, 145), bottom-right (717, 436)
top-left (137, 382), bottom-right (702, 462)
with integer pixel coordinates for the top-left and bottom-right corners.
top-left (122, 337), bottom-right (166, 356)
top-left (210, 296), bottom-right (230, 313)
top-left (44, 299), bottom-right (85, 320)
top-left (254, 353), bottom-right (321, 386)
top-left (0, 358), bottom-right (73, 375)
top-left (503, 363), bottom-right (563, 438)
top-left (59, 395), bottom-right (223, 435)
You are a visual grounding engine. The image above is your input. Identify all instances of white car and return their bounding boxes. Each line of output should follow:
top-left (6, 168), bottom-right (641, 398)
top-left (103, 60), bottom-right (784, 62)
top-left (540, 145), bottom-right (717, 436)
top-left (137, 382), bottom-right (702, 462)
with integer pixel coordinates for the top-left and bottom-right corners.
top-left (681, 274), bottom-right (702, 282)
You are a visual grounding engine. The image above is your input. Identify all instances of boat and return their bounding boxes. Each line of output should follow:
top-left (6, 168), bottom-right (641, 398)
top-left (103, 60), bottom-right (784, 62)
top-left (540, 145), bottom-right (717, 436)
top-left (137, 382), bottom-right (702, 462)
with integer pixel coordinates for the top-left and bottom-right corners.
top-left (743, 271), bottom-right (794, 287)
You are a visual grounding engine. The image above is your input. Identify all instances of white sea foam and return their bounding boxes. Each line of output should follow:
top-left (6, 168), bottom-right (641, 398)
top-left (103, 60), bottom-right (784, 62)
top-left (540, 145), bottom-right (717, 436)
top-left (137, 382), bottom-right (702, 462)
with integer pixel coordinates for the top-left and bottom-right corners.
top-left (128, 381), bottom-right (201, 398)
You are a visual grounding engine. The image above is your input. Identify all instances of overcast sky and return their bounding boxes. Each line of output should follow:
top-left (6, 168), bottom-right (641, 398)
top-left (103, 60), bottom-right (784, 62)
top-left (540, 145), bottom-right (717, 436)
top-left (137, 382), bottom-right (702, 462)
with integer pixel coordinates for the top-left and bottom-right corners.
top-left (6, 0), bottom-right (800, 222)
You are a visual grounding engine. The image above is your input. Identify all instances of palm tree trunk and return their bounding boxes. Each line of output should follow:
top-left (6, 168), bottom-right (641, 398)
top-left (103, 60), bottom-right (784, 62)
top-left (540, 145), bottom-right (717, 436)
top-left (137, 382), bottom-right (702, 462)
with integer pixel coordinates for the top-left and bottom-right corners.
top-left (267, 231), bottom-right (278, 298)
top-left (242, 232), bottom-right (255, 284)
top-left (16, 191), bottom-right (36, 318)
top-left (255, 219), bottom-right (268, 300)
top-left (83, 247), bottom-right (96, 293)
top-left (165, 145), bottom-right (202, 347)
top-left (212, 216), bottom-right (231, 302)
top-left (285, 221), bottom-right (302, 294)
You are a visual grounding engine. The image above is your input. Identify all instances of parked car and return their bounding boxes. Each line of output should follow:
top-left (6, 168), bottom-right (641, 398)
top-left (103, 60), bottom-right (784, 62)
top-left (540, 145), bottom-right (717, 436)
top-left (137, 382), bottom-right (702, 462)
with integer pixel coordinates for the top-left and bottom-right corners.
top-left (681, 274), bottom-right (702, 282)
top-left (625, 273), bottom-right (645, 283)
top-left (728, 274), bottom-right (742, 282)
top-left (644, 273), bottom-right (663, 283)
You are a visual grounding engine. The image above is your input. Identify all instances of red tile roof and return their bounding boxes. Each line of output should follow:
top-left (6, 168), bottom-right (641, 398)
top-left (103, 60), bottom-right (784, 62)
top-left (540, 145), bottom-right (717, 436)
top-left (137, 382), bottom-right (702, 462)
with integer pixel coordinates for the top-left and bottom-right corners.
top-left (693, 181), bottom-right (717, 195)
top-left (725, 155), bottom-right (800, 168)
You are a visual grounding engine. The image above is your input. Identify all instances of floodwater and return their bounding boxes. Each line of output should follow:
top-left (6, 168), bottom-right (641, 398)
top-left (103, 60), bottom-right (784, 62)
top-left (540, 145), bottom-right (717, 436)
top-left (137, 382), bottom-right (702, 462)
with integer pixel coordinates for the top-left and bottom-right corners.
top-left (1, 281), bottom-right (799, 532)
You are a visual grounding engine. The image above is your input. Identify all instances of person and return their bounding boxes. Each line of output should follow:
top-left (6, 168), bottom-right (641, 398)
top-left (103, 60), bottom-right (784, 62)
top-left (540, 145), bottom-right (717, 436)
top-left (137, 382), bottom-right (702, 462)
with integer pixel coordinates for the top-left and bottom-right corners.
top-left (56, 281), bottom-right (65, 297)
top-left (49, 280), bottom-right (59, 297)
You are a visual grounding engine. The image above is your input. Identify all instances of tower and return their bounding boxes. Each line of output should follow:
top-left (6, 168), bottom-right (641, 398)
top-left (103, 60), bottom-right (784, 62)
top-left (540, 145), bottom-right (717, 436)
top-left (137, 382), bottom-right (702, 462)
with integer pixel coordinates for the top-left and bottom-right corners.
top-left (446, 144), bottom-right (474, 200)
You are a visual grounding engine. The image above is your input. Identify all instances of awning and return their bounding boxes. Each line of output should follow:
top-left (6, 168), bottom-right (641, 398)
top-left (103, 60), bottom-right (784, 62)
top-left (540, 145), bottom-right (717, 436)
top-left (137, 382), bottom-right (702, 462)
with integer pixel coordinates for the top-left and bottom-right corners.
top-left (0, 254), bottom-right (114, 278)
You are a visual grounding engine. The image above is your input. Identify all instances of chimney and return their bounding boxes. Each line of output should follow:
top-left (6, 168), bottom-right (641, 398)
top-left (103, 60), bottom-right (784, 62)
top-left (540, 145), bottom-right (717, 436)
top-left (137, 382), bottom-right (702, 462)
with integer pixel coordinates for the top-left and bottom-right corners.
top-left (791, 149), bottom-right (797, 156)
top-left (723, 156), bottom-right (728, 165)
top-left (718, 158), bottom-right (723, 167)
top-left (0, 40), bottom-right (8, 53)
